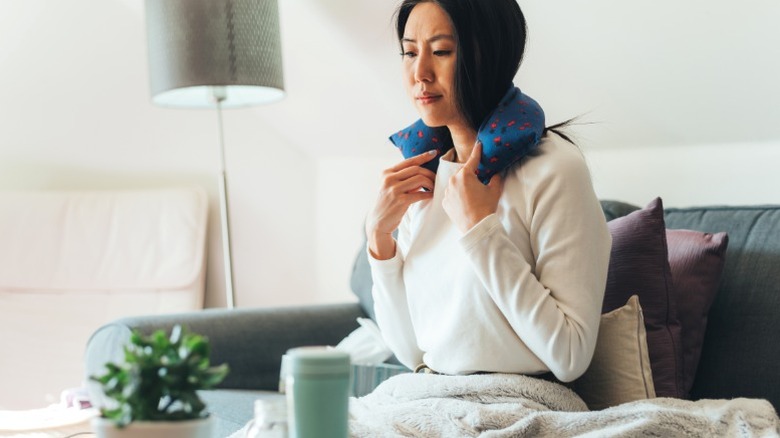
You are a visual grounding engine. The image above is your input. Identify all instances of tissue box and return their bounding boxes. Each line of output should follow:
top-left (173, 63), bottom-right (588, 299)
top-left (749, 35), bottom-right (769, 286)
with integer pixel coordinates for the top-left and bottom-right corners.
top-left (351, 363), bottom-right (410, 397)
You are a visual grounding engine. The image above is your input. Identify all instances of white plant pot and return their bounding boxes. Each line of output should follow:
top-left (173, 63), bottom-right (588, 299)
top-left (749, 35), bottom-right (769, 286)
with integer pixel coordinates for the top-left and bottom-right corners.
top-left (91, 416), bottom-right (214, 438)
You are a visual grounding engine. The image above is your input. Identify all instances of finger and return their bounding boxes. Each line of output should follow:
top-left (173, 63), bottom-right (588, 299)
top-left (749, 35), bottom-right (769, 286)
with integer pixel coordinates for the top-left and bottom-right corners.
top-left (464, 142), bottom-right (482, 171)
top-left (390, 149), bottom-right (439, 172)
top-left (488, 172), bottom-right (503, 190)
top-left (390, 163), bottom-right (437, 184)
top-left (396, 174), bottom-right (435, 194)
top-left (385, 174), bottom-right (435, 199)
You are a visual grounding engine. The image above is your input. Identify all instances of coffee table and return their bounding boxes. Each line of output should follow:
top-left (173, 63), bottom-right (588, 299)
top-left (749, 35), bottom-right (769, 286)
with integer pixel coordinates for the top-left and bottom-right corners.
top-left (0, 405), bottom-right (97, 437)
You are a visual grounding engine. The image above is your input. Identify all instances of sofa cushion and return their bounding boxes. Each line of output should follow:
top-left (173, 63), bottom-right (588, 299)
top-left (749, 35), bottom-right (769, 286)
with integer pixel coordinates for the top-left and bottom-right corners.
top-left (603, 197), bottom-right (683, 398)
top-left (573, 295), bottom-right (655, 410)
top-left (600, 199), bottom-right (640, 221)
top-left (351, 237), bottom-right (377, 321)
top-left (666, 229), bottom-right (728, 399)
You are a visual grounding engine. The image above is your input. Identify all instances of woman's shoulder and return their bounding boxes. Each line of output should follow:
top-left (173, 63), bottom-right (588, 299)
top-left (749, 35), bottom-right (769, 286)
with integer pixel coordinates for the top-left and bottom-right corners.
top-left (508, 131), bottom-right (591, 183)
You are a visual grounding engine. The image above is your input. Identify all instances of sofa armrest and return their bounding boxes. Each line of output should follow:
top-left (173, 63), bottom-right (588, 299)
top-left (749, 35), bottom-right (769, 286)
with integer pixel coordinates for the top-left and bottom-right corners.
top-left (85, 302), bottom-right (365, 398)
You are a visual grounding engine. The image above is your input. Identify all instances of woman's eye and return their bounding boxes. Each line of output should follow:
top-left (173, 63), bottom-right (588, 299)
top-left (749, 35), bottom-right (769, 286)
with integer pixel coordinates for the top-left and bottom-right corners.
top-left (401, 51), bottom-right (417, 58)
top-left (433, 50), bottom-right (452, 57)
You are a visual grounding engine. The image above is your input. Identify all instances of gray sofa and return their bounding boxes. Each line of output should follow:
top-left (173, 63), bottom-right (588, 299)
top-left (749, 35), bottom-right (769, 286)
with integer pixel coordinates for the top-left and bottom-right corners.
top-left (84, 201), bottom-right (780, 437)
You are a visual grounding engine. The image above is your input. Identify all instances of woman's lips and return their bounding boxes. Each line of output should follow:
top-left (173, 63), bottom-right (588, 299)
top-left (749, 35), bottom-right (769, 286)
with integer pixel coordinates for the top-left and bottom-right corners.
top-left (417, 95), bottom-right (442, 105)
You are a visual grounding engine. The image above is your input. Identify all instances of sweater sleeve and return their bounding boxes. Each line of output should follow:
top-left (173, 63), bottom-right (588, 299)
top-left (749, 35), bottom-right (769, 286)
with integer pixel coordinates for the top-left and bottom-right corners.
top-left (368, 213), bottom-right (424, 369)
top-left (459, 146), bottom-right (611, 382)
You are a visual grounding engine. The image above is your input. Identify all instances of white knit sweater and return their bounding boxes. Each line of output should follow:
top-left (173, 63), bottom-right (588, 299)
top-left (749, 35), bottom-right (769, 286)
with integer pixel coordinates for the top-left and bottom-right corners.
top-left (368, 133), bottom-right (612, 382)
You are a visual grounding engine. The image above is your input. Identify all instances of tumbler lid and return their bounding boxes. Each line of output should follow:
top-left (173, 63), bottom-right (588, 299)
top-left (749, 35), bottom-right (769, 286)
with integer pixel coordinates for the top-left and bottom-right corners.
top-left (286, 346), bottom-right (350, 376)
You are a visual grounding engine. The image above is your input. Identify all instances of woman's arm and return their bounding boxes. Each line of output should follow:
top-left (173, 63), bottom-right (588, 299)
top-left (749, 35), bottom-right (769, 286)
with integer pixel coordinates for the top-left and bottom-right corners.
top-left (365, 152), bottom-right (436, 368)
top-left (460, 143), bottom-right (611, 382)
top-left (368, 213), bottom-right (424, 369)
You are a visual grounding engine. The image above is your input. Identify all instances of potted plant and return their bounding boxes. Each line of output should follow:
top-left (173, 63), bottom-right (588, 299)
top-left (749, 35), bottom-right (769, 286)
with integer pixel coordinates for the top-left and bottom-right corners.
top-left (90, 324), bottom-right (229, 438)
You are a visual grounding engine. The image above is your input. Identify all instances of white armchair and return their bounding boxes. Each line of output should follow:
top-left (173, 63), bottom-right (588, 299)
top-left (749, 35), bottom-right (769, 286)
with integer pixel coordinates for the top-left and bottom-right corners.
top-left (0, 187), bottom-right (209, 409)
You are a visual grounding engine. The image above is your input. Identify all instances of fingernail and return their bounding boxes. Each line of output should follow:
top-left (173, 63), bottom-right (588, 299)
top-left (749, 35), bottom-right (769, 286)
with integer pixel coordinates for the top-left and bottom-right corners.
top-left (427, 150), bottom-right (437, 155)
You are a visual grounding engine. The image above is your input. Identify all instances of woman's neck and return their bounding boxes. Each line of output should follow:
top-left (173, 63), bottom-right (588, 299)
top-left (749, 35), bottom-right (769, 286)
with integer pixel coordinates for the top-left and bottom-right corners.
top-left (447, 123), bottom-right (478, 164)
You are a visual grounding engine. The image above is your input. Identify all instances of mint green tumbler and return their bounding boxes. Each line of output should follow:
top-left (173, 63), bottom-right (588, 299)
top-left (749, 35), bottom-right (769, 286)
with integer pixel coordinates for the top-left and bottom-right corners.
top-left (286, 347), bottom-right (350, 438)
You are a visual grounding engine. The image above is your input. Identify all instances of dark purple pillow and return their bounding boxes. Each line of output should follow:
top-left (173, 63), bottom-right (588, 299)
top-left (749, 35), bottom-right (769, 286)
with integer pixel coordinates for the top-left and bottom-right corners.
top-left (603, 197), bottom-right (684, 398)
top-left (666, 229), bottom-right (728, 399)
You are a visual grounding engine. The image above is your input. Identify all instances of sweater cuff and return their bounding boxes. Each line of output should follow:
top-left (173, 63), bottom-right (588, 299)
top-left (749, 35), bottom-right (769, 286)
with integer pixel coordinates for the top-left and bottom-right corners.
top-left (366, 242), bottom-right (404, 273)
top-left (459, 213), bottom-right (502, 252)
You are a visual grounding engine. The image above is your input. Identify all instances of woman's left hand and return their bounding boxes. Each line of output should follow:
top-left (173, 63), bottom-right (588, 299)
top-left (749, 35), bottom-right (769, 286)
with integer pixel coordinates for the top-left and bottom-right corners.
top-left (443, 142), bottom-right (504, 233)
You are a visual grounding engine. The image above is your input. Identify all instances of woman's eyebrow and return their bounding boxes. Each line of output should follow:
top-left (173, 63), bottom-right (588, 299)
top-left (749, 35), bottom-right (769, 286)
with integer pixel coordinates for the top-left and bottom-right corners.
top-left (401, 34), bottom-right (455, 44)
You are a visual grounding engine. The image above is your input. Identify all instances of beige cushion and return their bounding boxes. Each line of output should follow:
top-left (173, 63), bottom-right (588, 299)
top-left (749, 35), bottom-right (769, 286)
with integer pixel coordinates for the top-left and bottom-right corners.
top-left (574, 295), bottom-right (656, 410)
top-left (0, 187), bottom-right (208, 410)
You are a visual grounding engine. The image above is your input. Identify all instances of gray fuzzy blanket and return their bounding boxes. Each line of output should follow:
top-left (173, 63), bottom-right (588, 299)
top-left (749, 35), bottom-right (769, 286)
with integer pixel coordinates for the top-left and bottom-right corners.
top-left (349, 373), bottom-right (780, 437)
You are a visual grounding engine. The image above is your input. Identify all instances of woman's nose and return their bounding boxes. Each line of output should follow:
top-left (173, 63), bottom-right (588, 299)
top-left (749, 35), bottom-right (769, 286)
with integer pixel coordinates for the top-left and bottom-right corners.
top-left (414, 52), bottom-right (434, 83)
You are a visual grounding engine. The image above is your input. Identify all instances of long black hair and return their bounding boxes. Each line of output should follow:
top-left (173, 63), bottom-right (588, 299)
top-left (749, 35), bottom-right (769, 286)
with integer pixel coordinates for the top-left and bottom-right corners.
top-left (395, 0), bottom-right (575, 142)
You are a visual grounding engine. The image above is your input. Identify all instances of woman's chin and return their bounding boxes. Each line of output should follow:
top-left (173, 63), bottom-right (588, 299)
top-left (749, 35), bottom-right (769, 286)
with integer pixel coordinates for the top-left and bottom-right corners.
top-left (418, 115), bottom-right (448, 128)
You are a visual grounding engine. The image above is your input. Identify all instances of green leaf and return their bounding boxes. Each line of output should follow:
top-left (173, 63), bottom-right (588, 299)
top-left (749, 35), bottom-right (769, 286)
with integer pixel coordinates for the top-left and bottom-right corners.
top-left (91, 325), bottom-right (229, 427)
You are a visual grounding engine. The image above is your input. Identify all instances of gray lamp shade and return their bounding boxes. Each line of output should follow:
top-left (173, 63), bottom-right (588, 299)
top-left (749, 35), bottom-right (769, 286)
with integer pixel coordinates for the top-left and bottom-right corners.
top-left (145, 0), bottom-right (284, 108)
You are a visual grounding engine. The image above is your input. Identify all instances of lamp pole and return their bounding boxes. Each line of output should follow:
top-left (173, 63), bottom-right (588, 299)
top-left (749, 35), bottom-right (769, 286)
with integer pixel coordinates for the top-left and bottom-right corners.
top-left (212, 86), bottom-right (236, 309)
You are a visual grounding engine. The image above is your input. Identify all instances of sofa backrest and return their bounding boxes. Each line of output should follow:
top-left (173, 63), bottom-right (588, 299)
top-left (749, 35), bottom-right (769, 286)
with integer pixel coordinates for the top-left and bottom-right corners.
top-left (0, 187), bottom-right (208, 292)
top-left (661, 205), bottom-right (780, 409)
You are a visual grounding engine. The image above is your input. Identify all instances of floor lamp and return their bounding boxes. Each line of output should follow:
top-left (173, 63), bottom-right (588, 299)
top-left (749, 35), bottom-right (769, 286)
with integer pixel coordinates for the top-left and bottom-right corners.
top-left (144, 0), bottom-right (285, 309)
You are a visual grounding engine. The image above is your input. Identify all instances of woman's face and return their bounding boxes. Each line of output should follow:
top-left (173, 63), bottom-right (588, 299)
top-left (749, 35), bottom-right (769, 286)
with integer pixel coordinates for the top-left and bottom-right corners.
top-left (401, 2), bottom-right (467, 129)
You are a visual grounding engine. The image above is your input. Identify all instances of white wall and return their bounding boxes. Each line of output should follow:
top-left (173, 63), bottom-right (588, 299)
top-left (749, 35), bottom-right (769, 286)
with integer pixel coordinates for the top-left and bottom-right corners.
top-left (314, 153), bottom-right (398, 304)
top-left (223, 113), bottom-right (318, 308)
top-left (586, 140), bottom-right (780, 208)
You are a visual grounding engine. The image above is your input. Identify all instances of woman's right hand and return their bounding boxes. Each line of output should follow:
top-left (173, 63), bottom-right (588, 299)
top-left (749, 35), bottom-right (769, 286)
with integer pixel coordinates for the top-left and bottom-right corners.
top-left (366, 150), bottom-right (438, 260)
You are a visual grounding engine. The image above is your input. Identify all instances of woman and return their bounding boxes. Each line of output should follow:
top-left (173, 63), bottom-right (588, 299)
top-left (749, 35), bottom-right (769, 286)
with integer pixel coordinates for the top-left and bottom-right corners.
top-left (365, 0), bottom-right (611, 382)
